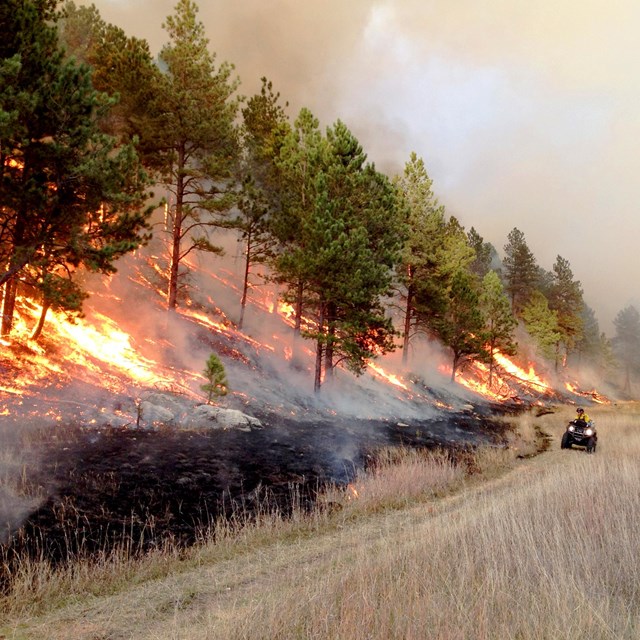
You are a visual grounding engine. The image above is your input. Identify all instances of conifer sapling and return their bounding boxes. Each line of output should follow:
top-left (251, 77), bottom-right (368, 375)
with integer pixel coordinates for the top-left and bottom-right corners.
top-left (201, 353), bottom-right (228, 404)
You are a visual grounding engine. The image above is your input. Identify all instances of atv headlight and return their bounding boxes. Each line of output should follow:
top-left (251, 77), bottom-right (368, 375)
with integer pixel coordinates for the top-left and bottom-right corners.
top-left (585, 428), bottom-right (594, 436)
top-left (568, 425), bottom-right (575, 432)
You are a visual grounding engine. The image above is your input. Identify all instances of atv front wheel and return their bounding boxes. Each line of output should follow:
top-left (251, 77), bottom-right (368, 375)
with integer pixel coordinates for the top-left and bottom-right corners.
top-left (561, 432), bottom-right (572, 449)
top-left (586, 437), bottom-right (596, 454)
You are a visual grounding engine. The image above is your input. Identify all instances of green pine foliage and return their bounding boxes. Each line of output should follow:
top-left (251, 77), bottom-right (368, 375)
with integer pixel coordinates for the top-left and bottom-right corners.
top-left (395, 152), bottom-right (473, 366)
top-left (201, 353), bottom-right (228, 403)
top-left (547, 255), bottom-right (584, 370)
top-left (502, 227), bottom-right (539, 316)
top-left (521, 291), bottom-right (562, 362)
top-left (59, 1), bottom-right (162, 159)
top-left (234, 78), bottom-right (291, 328)
top-left (468, 226), bottom-right (498, 279)
top-left (272, 114), bottom-right (403, 391)
top-left (0, 0), bottom-right (152, 337)
top-left (432, 270), bottom-right (488, 382)
top-left (480, 270), bottom-right (517, 385)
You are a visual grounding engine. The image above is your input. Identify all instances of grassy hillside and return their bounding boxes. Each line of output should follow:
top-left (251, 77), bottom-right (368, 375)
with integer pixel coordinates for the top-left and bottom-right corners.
top-left (2, 403), bottom-right (638, 639)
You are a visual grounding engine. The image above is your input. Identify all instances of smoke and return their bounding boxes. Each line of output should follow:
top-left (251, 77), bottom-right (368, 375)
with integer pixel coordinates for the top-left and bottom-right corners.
top-left (82, 0), bottom-right (640, 334)
top-left (0, 422), bottom-right (48, 544)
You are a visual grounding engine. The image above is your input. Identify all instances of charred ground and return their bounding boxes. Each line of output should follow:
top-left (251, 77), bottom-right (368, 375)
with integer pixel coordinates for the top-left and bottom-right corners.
top-left (0, 405), bottom-right (513, 575)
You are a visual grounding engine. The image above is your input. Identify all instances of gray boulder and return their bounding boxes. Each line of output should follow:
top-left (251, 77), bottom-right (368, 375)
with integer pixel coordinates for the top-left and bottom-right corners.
top-left (181, 404), bottom-right (262, 431)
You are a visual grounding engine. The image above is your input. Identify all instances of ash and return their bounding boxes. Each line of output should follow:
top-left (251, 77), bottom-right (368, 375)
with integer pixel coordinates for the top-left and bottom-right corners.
top-left (0, 402), bottom-right (509, 568)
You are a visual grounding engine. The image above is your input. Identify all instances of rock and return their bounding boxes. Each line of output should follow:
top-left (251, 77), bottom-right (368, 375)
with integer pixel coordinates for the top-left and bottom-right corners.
top-left (89, 391), bottom-right (262, 432)
top-left (139, 401), bottom-right (176, 427)
top-left (142, 393), bottom-right (189, 417)
top-left (181, 404), bottom-right (262, 431)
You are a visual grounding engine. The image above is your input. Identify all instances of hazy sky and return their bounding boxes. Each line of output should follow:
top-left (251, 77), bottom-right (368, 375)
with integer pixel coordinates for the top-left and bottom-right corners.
top-left (81, 0), bottom-right (640, 332)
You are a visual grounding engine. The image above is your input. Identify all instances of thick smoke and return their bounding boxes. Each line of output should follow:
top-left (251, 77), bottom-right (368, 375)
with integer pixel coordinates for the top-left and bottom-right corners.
top-left (84, 0), bottom-right (640, 332)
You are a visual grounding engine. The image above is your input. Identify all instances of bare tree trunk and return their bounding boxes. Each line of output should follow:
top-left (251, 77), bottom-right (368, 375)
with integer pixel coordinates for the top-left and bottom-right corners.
top-left (1, 209), bottom-right (27, 336)
top-left (623, 363), bottom-right (631, 395)
top-left (167, 147), bottom-right (185, 310)
top-left (401, 284), bottom-right (414, 366)
top-left (488, 343), bottom-right (495, 387)
top-left (238, 228), bottom-right (252, 329)
top-left (450, 352), bottom-right (459, 383)
top-left (30, 300), bottom-right (50, 341)
top-left (324, 302), bottom-right (336, 381)
top-left (1, 277), bottom-right (17, 337)
top-left (294, 280), bottom-right (303, 335)
top-left (291, 280), bottom-right (305, 363)
top-left (314, 301), bottom-right (326, 393)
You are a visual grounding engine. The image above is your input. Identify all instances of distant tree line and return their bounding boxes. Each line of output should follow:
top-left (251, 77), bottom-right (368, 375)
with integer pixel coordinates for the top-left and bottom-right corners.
top-left (2, 0), bottom-right (638, 394)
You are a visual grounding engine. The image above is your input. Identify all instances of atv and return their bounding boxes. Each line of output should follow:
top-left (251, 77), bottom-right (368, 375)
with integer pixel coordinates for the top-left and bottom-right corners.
top-left (561, 419), bottom-right (597, 453)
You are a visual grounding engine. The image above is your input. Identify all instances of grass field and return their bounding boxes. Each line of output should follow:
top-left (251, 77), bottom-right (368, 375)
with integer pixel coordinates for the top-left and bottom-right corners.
top-left (2, 403), bottom-right (638, 639)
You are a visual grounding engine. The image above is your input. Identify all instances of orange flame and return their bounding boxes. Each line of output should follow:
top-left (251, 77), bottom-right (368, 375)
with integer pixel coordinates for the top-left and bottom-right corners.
top-left (367, 362), bottom-right (408, 390)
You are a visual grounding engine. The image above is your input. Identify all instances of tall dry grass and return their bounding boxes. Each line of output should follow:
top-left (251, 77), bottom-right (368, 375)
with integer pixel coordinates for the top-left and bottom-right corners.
top-left (201, 404), bottom-right (640, 640)
top-left (5, 403), bottom-right (639, 640)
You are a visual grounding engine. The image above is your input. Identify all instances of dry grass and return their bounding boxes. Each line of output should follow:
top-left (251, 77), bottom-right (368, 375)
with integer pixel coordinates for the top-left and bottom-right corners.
top-left (3, 403), bottom-right (640, 639)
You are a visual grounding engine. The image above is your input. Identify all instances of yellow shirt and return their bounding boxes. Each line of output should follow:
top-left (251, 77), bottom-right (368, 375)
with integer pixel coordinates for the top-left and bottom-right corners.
top-left (576, 412), bottom-right (591, 423)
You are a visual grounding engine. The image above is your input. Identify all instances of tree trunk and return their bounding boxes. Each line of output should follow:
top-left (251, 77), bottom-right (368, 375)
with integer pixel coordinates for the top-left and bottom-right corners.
top-left (30, 300), bottom-right (50, 341)
top-left (450, 352), bottom-right (459, 383)
top-left (488, 343), bottom-right (495, 387)
top-left (292, 279), bottom-right (304, 363)
top-left (1, 205), bottom-right (28, 336)
top-left (167, 147), bottom-right (186, 310)
top-left (238, 228), bottom-right (252, 329)
top-left (294, 279), bottom-right (303, 335)
top-left (1, 277), bottom-right (17, 337)
top-left (401, 286), bottom-right (414, 366)
top-left (314, 301), bottom-right (326, 393)
top-left (324, 301), bottom-right (336, 380)
top-left (623, 362), bottom-right (631, 395)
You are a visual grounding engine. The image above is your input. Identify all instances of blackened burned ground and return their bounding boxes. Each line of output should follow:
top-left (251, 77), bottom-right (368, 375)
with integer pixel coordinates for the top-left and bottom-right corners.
top-left (2, 410), bottom-right (510, 567)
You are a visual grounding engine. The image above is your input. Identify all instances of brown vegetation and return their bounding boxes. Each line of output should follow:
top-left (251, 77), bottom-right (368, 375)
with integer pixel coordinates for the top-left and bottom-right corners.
top-left (2, 404), bottom-right (637, 639)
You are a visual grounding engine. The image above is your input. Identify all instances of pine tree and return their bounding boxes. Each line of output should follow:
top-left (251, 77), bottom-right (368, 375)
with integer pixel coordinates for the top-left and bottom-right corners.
top-left (234, 78), bottom-right (290, 328)
top-left (502, 227), bottom-right (539, 315)
top-left (154, 0), bottom-right (240, 310)
top-left (467, 226), bottom-right (497, 279)
top-left (479, 270), bottom-right (517, 386)
top-left (521, 291), bottom-right (562, 362)
top-left (547, 255), bottom-right (584, 371)
top-left (395, 152), bottom-right (473, 366)
top-left (58, 1), bottom-right (161, 162)
top-left (433, 270), bottom-right (487, 382)
top-left (201, 353), bottom-right (228, 403)
top-left (271, 107), bottom-right (325, 335)
top-left (0, 0), bottom-right (152, 336)
top-left (571, 304), bottom-right (601, 370)
top-left (273, 119), bottom-right (402, 391)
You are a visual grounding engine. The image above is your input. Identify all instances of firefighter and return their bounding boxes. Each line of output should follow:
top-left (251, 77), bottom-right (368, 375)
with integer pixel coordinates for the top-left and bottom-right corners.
top-left (575, 407), bottom-right (591, 424)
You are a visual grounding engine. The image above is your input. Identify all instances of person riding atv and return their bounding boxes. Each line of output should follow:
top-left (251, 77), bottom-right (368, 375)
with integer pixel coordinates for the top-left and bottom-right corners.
top-left (561, 407), bottom-right (597, 453)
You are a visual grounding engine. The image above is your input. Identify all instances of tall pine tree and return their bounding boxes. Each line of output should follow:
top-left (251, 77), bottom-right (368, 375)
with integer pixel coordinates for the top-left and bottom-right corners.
top-left (502, 227), bottom-right (539, 315)
top-left (154, 0), bottom-right (240, 310)
top-left (479, 270), bottom-right (517, 386)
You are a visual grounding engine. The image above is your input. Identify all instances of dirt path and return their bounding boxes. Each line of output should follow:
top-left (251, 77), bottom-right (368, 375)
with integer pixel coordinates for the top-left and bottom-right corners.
top-left (1, 440), bottom-right (568, 640)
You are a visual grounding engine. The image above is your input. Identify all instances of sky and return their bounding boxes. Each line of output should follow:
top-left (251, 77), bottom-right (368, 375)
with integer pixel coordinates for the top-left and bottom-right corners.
top-left (80, 0), bottom-right (640, 333)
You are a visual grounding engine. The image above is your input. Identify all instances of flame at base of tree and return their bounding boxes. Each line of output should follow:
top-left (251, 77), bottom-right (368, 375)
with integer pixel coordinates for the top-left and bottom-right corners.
top-left (439, 349), bottom-right (610, 405)
top-left (0, 296), bottom-right (204, 399)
